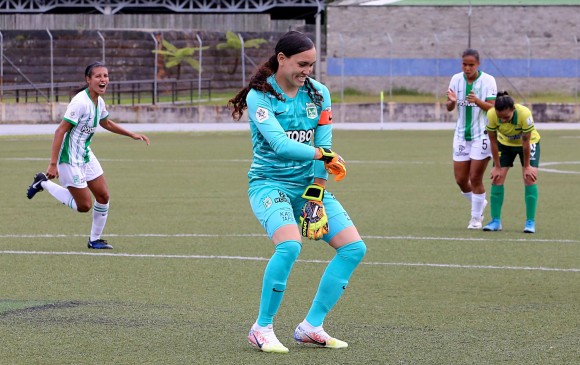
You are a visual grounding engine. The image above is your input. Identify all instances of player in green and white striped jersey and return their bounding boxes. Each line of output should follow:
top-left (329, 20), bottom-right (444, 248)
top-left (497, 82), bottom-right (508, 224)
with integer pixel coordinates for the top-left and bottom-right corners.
top-left (26, 62), bottom-right (150, 249)
top-left (447, 49), bottom-right (497, 230)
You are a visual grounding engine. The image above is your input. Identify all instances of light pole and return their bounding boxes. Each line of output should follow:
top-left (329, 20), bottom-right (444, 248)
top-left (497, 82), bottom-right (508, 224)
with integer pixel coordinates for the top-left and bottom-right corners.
top-left (468, 0), bottom-right (472, 48)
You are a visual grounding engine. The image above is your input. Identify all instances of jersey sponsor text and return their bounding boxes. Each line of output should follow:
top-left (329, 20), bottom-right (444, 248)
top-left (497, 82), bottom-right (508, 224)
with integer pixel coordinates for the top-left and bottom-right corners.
top-left (285, 129), bottom-right (314, 143)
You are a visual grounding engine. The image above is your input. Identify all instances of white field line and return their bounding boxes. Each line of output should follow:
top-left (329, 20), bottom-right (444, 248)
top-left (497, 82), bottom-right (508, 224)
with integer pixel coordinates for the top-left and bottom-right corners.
top-left (1, 232), bottom-right (579, 244)
top-left (4, 156), bottom-right (580, 173)
top-left (2, 122), bottom-right (580, 136)
top-left (1, 233), bottom-right (579, 273)
top-left (5, 155), bottom-right (580, 174)
top-left (0, 250), bottom-right (578, 273)
top-left (1, 157), bottom-right (440, 164)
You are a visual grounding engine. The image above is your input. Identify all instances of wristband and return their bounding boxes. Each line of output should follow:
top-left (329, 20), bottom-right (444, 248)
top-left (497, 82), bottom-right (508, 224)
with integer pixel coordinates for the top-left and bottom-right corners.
top-left (318, 147), bottom-right (335, 163)
top-left (301, 184), bottom-right (324, 202)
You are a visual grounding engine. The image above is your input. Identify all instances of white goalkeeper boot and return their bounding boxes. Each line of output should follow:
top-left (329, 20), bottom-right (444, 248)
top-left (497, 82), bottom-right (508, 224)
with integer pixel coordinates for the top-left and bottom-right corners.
top-left (248, 323), bottom-right (289, 353)
top-left (294, 321), bottom-right (348, 349)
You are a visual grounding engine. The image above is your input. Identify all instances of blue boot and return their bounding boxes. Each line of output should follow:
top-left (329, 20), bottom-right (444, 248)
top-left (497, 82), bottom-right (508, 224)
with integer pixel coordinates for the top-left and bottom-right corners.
top-left (482, 219), bottom-right (502, 232)
top-left (523, 220), bottom-right (536, 234)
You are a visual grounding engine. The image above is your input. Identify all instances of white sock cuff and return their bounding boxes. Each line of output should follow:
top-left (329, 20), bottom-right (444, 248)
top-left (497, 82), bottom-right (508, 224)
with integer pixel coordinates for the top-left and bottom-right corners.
top-left (461, 191), bottom-right (473, 201)
top-left (472, 192), bottom-right (486, 201)
top-left (301, 320), bottom-right (321, 331)
top-left (93, 201), bottom-right (109, 212)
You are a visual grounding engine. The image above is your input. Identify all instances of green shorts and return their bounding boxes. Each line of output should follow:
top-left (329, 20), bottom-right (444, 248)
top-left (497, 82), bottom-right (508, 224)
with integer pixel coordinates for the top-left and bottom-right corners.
top-left (498, 141), bottom-right (540, 168)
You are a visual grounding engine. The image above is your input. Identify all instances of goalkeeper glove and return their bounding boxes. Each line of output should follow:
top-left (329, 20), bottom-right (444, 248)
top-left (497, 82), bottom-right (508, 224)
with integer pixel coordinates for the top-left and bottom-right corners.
top-left (299, 183), bottom-right (329, 240)
top-left (318, 147), bottom-right (347, 182)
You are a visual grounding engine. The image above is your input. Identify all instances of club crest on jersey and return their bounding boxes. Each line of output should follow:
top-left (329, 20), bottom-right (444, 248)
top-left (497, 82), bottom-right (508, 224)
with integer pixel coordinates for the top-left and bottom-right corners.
top-left (305, 103), bottom-right (318, 119)
top-left (256, 107), bottom-right (269, 123)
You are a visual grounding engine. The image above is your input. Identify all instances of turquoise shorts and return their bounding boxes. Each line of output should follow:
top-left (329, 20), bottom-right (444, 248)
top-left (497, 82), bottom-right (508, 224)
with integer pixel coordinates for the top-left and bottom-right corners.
top-left (248, 182), bottom-right (354, 242)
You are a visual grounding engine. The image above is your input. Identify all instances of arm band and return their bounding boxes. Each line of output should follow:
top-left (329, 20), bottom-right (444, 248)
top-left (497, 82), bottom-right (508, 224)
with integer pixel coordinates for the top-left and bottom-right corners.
top-left (318, 110), bottom-right (333, 125)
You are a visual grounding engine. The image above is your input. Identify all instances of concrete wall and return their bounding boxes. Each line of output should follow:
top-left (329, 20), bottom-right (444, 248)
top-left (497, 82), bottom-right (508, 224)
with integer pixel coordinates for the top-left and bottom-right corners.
top-left (325, 5), bottom-right (580, 96)
top-left (2, 102), bottom-right (578, 125)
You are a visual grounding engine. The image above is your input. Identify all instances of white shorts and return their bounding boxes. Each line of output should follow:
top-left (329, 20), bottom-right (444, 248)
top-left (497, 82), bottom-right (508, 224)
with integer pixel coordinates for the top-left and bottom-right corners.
top-left (58, 155), bottom-right (104, 188)
top-left (452, 135), bottom-right (492, 162)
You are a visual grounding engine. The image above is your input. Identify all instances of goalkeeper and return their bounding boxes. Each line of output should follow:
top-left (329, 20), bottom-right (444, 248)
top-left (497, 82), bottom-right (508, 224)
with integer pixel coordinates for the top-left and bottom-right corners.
top-left (228, 31), bottom-right (367, 354)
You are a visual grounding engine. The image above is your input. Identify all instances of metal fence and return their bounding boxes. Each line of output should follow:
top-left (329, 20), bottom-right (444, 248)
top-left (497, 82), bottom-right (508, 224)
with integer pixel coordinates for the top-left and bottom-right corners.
top-left (0, 29), bottom-right (284, 104)
top-left (3, 29), bottom-right (579, 105)
top-left (327, 32), bottom-right (580, 103)
top-left (0, 79), bottom-right (213, 105)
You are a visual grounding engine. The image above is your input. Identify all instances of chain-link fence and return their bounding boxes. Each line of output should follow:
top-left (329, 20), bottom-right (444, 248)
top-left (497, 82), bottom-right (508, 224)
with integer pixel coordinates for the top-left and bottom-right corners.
top-left (2, 28), bottom-right (579, 106)
top-left (0, 29), bottom-right (297, 104)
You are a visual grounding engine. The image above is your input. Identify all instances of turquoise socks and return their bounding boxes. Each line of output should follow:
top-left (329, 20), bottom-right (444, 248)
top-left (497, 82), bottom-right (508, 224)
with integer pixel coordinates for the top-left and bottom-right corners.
top-left (305, 240), bottom-right (367, 327)
top-left (257, 240), bottom-right (301, 327)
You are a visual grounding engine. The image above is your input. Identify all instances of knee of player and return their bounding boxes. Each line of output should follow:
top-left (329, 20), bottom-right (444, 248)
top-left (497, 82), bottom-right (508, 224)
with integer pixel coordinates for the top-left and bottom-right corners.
top-left (455, 180), bottom-right (470, 191)
top-left (275, 240), bottom-right (302, 261)
top-left (95, 192), bottom-right (110, 203)
top-left (468, 176), bottom-right (484, 187)
top-left (338, 240), bottom-right (367, 263)
top-left (495, 176), bottom-right (507, 185)
top-left (76, 202), bottom-right (92, 213)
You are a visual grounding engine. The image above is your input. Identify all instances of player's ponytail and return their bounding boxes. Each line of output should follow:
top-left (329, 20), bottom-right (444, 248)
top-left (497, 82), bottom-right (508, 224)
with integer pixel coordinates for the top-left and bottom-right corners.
top-left (228, 57), bottom-right (281, 121)
top-left (495, 90), bottom-right (515, 111)
top-left (229, 31), bottom-right (318, 120)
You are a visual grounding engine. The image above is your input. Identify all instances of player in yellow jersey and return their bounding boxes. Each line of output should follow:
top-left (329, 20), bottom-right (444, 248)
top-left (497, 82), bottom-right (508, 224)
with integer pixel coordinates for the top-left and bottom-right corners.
top-left (483, 91), bottom-right (541, 233)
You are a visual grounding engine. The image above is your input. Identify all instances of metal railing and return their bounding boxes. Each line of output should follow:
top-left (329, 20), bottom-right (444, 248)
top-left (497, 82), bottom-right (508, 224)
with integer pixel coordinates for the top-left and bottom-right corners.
top-left (0, 78), bottom-right (213, 105)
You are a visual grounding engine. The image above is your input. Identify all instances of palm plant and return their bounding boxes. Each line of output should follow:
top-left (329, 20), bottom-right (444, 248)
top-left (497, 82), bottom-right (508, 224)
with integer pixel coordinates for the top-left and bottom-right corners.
top-left (216, 31), bottom-right (267, 74)
top-left (152, 39), bottom-right (209, 79)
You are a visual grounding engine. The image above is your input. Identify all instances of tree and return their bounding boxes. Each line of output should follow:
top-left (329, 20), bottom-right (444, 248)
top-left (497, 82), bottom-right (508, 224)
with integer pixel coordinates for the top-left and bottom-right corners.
top-left (216, 31), bottom-right (267, 74)
top-left (152, 39), bottom-right (208, 80)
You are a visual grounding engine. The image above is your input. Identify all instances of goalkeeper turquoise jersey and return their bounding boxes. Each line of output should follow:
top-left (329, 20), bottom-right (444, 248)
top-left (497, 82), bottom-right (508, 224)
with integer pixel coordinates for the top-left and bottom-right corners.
top-left (246, 75), bottom-right (332, 187)
top-left (60, 88), bottom-right (109, 166)
top-left (448, 70), bottom-right (497, 141)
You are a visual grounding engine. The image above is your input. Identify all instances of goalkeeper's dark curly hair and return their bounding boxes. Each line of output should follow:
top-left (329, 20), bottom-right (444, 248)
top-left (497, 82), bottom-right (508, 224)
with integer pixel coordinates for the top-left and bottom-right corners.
top-left (228, 31), bottom-right (324, 121)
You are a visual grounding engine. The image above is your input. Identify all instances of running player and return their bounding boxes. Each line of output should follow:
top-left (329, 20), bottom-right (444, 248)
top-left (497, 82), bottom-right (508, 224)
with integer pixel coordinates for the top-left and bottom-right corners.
top-left (26, 62), bottom-right (150, 249)
top-left (483, 91), bottom-right (541, 233)
top-left (447, 49), bottom-right (497, 229)
top-left (228, 31), bottom-right (366, 354)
